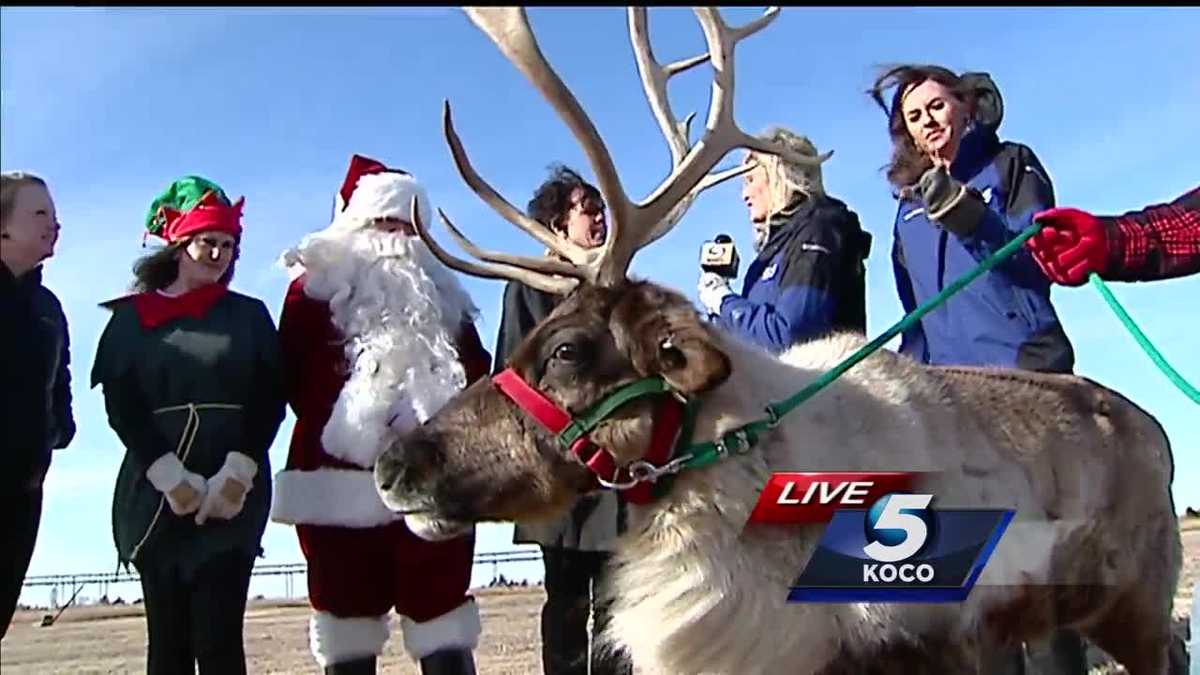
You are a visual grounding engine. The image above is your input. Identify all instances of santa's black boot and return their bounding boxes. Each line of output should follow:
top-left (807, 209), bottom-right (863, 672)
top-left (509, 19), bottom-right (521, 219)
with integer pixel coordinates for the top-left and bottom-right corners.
top-left (418, 648), bottom-right (477, 675)
top-left (324, 655), bottom-right (376, 675)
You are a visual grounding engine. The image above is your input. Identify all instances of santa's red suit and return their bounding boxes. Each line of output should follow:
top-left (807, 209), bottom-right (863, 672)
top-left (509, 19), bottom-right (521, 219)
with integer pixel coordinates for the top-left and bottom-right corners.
top-left (270, 155), bottom-right (491, 675)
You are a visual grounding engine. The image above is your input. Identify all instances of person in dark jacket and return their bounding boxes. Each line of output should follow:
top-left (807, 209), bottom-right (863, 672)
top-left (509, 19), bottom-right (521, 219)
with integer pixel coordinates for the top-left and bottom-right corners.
top-left (494, 165), bottom-right (632, 675)
top-left (872, 65), bottom-right (1075, 375)
top-left (0, 171), bottom-right (75, 640)
top-left (91, 176), bottom-right (286, 675)
top-left (869, 64), bottom-right (1084, 675)
top-left (697, 127), bottom-right (872, 353)
top-left (1027, 186), bottom-right (1199, 285)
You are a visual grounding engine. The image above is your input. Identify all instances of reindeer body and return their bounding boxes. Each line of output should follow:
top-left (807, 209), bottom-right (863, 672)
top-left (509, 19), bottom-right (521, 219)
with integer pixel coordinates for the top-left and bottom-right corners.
top-left (605, 333), bottom-right (1181, 674)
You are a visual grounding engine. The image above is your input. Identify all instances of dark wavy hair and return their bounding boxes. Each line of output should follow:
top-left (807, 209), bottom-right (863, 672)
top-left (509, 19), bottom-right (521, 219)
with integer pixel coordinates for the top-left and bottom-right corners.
top-left (526, 164), bottom-right (602, 232)
top-left (867, 64), bottom-right (978, 192)
top-left (131, 238), bottom-right (238, 293)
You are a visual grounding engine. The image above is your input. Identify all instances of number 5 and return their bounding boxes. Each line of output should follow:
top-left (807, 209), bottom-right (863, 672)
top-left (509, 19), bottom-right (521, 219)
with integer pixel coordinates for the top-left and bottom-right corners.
top-left (863, 493), bottom-right (932, 563)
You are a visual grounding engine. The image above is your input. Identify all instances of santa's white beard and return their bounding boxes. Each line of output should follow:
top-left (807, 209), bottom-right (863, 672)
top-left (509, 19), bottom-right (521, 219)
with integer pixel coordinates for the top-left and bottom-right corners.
top-left (284, 226), bottom-right (479, 468)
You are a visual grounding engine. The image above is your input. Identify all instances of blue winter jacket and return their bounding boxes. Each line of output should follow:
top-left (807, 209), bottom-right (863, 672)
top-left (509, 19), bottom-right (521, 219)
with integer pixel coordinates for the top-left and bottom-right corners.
top-left (715, 194), bottom-right (872, 354)
top-left (891, 124), bottom-right (1075, 373)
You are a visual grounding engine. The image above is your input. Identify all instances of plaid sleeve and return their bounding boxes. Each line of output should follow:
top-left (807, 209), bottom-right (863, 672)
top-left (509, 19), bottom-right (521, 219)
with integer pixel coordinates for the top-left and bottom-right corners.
top-left (1103, 186), bottom-right (1200, 281)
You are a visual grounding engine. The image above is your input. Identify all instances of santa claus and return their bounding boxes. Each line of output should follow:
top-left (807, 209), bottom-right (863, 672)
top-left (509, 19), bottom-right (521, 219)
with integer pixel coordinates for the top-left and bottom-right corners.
top-left (271, 154), bottom-right (492, 675)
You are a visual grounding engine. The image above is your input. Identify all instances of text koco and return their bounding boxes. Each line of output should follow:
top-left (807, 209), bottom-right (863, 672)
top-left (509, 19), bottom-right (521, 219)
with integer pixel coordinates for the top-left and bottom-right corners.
top-left (863, 563), bottom-right (935, 583)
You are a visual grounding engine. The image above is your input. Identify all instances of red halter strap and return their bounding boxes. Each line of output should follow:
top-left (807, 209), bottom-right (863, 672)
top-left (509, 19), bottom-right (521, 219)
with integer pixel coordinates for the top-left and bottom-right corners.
top-left (490, 368), bottom-right (684, 504)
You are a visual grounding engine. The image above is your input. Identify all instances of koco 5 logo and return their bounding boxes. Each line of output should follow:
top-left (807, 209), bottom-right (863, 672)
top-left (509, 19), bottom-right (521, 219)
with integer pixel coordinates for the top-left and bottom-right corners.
top-left (747, 472), bottom-right (1013, 603)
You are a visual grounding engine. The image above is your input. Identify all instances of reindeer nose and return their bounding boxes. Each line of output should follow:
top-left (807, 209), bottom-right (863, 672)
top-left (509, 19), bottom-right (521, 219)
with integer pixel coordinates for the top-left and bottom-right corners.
top-left (374, 433), bottom-right (444, 495)
top-left (374, 446), bottom-right (403, 494)
top-left (374, 450), bottom-right (403, 494)
top-left (403, 436), bottom-right (443, 475)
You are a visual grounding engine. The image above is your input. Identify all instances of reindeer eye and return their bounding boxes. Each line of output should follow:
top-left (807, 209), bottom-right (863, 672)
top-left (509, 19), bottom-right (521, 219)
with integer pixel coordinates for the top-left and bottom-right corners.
top-left (553, 342), bottom-right (581, 363)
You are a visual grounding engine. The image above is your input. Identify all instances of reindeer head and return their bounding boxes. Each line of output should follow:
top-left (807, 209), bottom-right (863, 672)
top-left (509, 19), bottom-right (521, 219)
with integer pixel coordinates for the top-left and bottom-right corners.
top-left (374, 7), bottom-right (828, 539)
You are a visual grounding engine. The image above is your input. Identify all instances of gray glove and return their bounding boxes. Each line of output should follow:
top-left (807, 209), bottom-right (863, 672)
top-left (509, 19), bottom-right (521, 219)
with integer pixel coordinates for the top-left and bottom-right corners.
top-left (917, 166), bottom-right (988, 237)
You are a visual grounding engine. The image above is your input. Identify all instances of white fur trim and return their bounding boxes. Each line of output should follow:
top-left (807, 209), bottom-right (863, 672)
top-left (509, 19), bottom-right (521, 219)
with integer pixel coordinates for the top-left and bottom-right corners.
top-left (400, 598), bottom-right (481, 660)
top-left (342, 171), bottom-right (433, 230)
top-left (309, 611), bottom-right (390, 668)
top-left (270, 468), bottom-right (400, 528)
top-left (286, 261), bottom-right (305, 281)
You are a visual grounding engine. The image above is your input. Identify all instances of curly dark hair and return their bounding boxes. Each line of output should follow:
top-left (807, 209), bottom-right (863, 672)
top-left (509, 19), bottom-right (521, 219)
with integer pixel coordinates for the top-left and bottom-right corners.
top-left (526, 164), bottom-right (602, 232)
top-left (867, 64), bottom-right (978, 192)
top-left (131, 238), bottom-right (238, 293)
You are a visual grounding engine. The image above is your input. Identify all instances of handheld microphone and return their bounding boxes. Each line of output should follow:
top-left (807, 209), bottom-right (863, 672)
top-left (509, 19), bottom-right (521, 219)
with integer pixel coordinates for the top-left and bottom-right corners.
top-left (700, 234), bottom-right (739, 279)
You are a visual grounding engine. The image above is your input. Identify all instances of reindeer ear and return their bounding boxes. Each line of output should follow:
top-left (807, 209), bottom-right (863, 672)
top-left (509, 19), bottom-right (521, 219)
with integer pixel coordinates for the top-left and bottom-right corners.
top-left (654, 319), bottom-right (731, 394)
top-left (616, 284), bottom-right (731, 395)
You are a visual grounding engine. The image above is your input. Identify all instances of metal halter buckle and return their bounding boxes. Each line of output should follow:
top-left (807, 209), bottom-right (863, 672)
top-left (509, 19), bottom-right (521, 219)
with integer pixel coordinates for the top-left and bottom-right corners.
top-left (597, 456), bottom-right (693, 491)
top-left (627, 461), bottom-right (660, 483)
top-left (595, 467), bottom-right (640, 490)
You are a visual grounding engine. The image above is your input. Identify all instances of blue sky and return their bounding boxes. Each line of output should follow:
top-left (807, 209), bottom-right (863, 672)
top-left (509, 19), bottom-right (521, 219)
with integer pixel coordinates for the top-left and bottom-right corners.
top-left (4, 7), bottom-right (1198, 605)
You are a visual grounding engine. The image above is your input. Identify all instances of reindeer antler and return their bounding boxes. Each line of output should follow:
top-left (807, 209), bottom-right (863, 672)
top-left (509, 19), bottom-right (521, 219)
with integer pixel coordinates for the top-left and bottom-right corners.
top-left (419, 6), bottom-right (826, 294)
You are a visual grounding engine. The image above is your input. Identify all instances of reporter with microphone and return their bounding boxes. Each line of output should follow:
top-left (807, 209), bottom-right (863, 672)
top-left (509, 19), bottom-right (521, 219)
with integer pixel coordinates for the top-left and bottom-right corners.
top-left (698, 127), bottom-right (872, 354)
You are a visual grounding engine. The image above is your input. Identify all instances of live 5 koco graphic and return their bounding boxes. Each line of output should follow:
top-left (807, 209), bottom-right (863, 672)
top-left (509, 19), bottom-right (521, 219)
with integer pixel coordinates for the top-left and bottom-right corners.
top-left (747, 472), bottom-right (1015, 602)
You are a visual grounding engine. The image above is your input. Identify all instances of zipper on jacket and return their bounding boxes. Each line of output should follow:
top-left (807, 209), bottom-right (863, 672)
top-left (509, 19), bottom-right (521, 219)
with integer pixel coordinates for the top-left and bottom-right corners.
top-left (936, 230), bottom-right (949, 291)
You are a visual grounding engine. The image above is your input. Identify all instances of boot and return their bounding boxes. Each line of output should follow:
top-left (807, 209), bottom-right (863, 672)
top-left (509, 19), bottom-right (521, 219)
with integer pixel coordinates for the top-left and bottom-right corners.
top-left (324, 655), bottom-right (376, 675)
top-left (419, 648), bottom-right (476, 675)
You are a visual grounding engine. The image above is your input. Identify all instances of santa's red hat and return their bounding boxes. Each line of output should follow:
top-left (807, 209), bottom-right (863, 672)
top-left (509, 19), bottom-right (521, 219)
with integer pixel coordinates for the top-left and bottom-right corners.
top-left (332, 153), bottom-right (433, 228)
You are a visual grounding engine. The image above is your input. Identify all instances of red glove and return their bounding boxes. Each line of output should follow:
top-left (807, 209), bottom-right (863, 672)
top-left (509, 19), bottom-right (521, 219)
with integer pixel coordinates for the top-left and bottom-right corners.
top-left (1026, 207), bottom-right (1109, 286)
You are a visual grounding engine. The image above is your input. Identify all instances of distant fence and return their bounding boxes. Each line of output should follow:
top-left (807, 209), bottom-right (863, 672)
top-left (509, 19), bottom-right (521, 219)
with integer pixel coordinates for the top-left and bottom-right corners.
top-left (23, 550), bottom-right (545, 606)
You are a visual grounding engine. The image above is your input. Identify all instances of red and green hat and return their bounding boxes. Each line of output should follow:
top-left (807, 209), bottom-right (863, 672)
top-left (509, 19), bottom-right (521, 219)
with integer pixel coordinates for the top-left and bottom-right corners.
top-left (144, 175), bottom-right (245, 243)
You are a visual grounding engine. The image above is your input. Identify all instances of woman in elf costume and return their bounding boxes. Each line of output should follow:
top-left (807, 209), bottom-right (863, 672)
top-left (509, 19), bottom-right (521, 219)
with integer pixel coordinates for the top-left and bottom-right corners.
top-left (91, 176), bottom-right (286, 675)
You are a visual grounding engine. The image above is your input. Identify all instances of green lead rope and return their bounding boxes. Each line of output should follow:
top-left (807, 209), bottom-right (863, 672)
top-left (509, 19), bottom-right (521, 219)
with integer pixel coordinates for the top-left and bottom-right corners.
top-left (1088, 273), bottom-right (1199, 404)
top-left (674, 221), bottom-right (1198, 474)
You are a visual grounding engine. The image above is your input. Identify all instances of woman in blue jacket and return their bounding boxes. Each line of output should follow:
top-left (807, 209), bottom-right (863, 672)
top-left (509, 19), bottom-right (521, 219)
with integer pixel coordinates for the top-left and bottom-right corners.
top-left (697, 127), bottom-right (873, 354)
top-left (871, 65), bottom-right (1075, 374)
top-left (869, 65), bottom-right (1083, 674)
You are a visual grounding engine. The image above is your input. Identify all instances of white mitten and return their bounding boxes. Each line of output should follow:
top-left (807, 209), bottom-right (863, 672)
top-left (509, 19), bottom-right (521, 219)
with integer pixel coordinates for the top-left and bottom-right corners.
top-left (145, 453), bottom-right (208, 516)
top-left (194, 452), bottom-right (258, 525)
top-left (698, 271), bottom-right (734, 315)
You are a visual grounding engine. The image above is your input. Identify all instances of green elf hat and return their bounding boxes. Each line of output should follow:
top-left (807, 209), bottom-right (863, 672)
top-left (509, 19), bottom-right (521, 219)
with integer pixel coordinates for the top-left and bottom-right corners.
top-left (144, 175), bottom-right (245, 244)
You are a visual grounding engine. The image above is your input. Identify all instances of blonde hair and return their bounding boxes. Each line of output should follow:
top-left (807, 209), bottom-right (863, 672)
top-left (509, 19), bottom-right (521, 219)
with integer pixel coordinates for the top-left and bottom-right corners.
top-left (742, 127), bottom-right (826, 223)
top-left (1, 171), bottom-right (48, 226)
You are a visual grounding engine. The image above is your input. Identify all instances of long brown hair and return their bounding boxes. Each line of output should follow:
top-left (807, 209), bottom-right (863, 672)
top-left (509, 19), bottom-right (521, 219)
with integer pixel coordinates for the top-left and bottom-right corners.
top-left (131, 238), bottom-right (238, 293)
top-left (867, 64), bottom-right (977, 192)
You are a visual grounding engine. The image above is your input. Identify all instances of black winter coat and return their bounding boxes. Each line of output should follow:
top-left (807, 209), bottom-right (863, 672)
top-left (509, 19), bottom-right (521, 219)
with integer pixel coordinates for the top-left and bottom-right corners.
top-left (1, 262), bottom-right (75, 496)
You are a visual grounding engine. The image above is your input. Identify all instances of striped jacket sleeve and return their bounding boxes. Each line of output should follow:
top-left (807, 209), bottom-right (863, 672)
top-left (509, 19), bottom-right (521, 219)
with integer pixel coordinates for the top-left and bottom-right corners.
top-left (1102, 186), bottom-right (1200, 282)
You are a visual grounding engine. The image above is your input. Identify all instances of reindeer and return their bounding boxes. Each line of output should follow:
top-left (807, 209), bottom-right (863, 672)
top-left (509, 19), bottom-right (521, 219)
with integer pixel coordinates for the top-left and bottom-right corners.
top-left (374, 7), bottom-right (1183, 674)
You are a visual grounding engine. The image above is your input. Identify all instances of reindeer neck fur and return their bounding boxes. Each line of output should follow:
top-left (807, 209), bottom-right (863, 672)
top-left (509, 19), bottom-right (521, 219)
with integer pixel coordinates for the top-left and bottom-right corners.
top-left (602, 332), bottom-right (947, 674)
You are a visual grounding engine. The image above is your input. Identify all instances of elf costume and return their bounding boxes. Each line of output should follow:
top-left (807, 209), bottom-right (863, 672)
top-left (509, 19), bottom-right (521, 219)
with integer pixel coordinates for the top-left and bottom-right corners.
top-left (91, 176), bottom-right (286, 675)
top-left (270, 154), bottom-right (491, 675)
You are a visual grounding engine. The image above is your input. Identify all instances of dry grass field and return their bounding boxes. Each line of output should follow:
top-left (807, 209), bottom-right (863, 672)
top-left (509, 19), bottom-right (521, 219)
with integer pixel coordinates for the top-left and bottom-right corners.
top-left (2, 587), bottom-right (544, 675)
top-left (3, 524), bottom-right (1196, 674)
